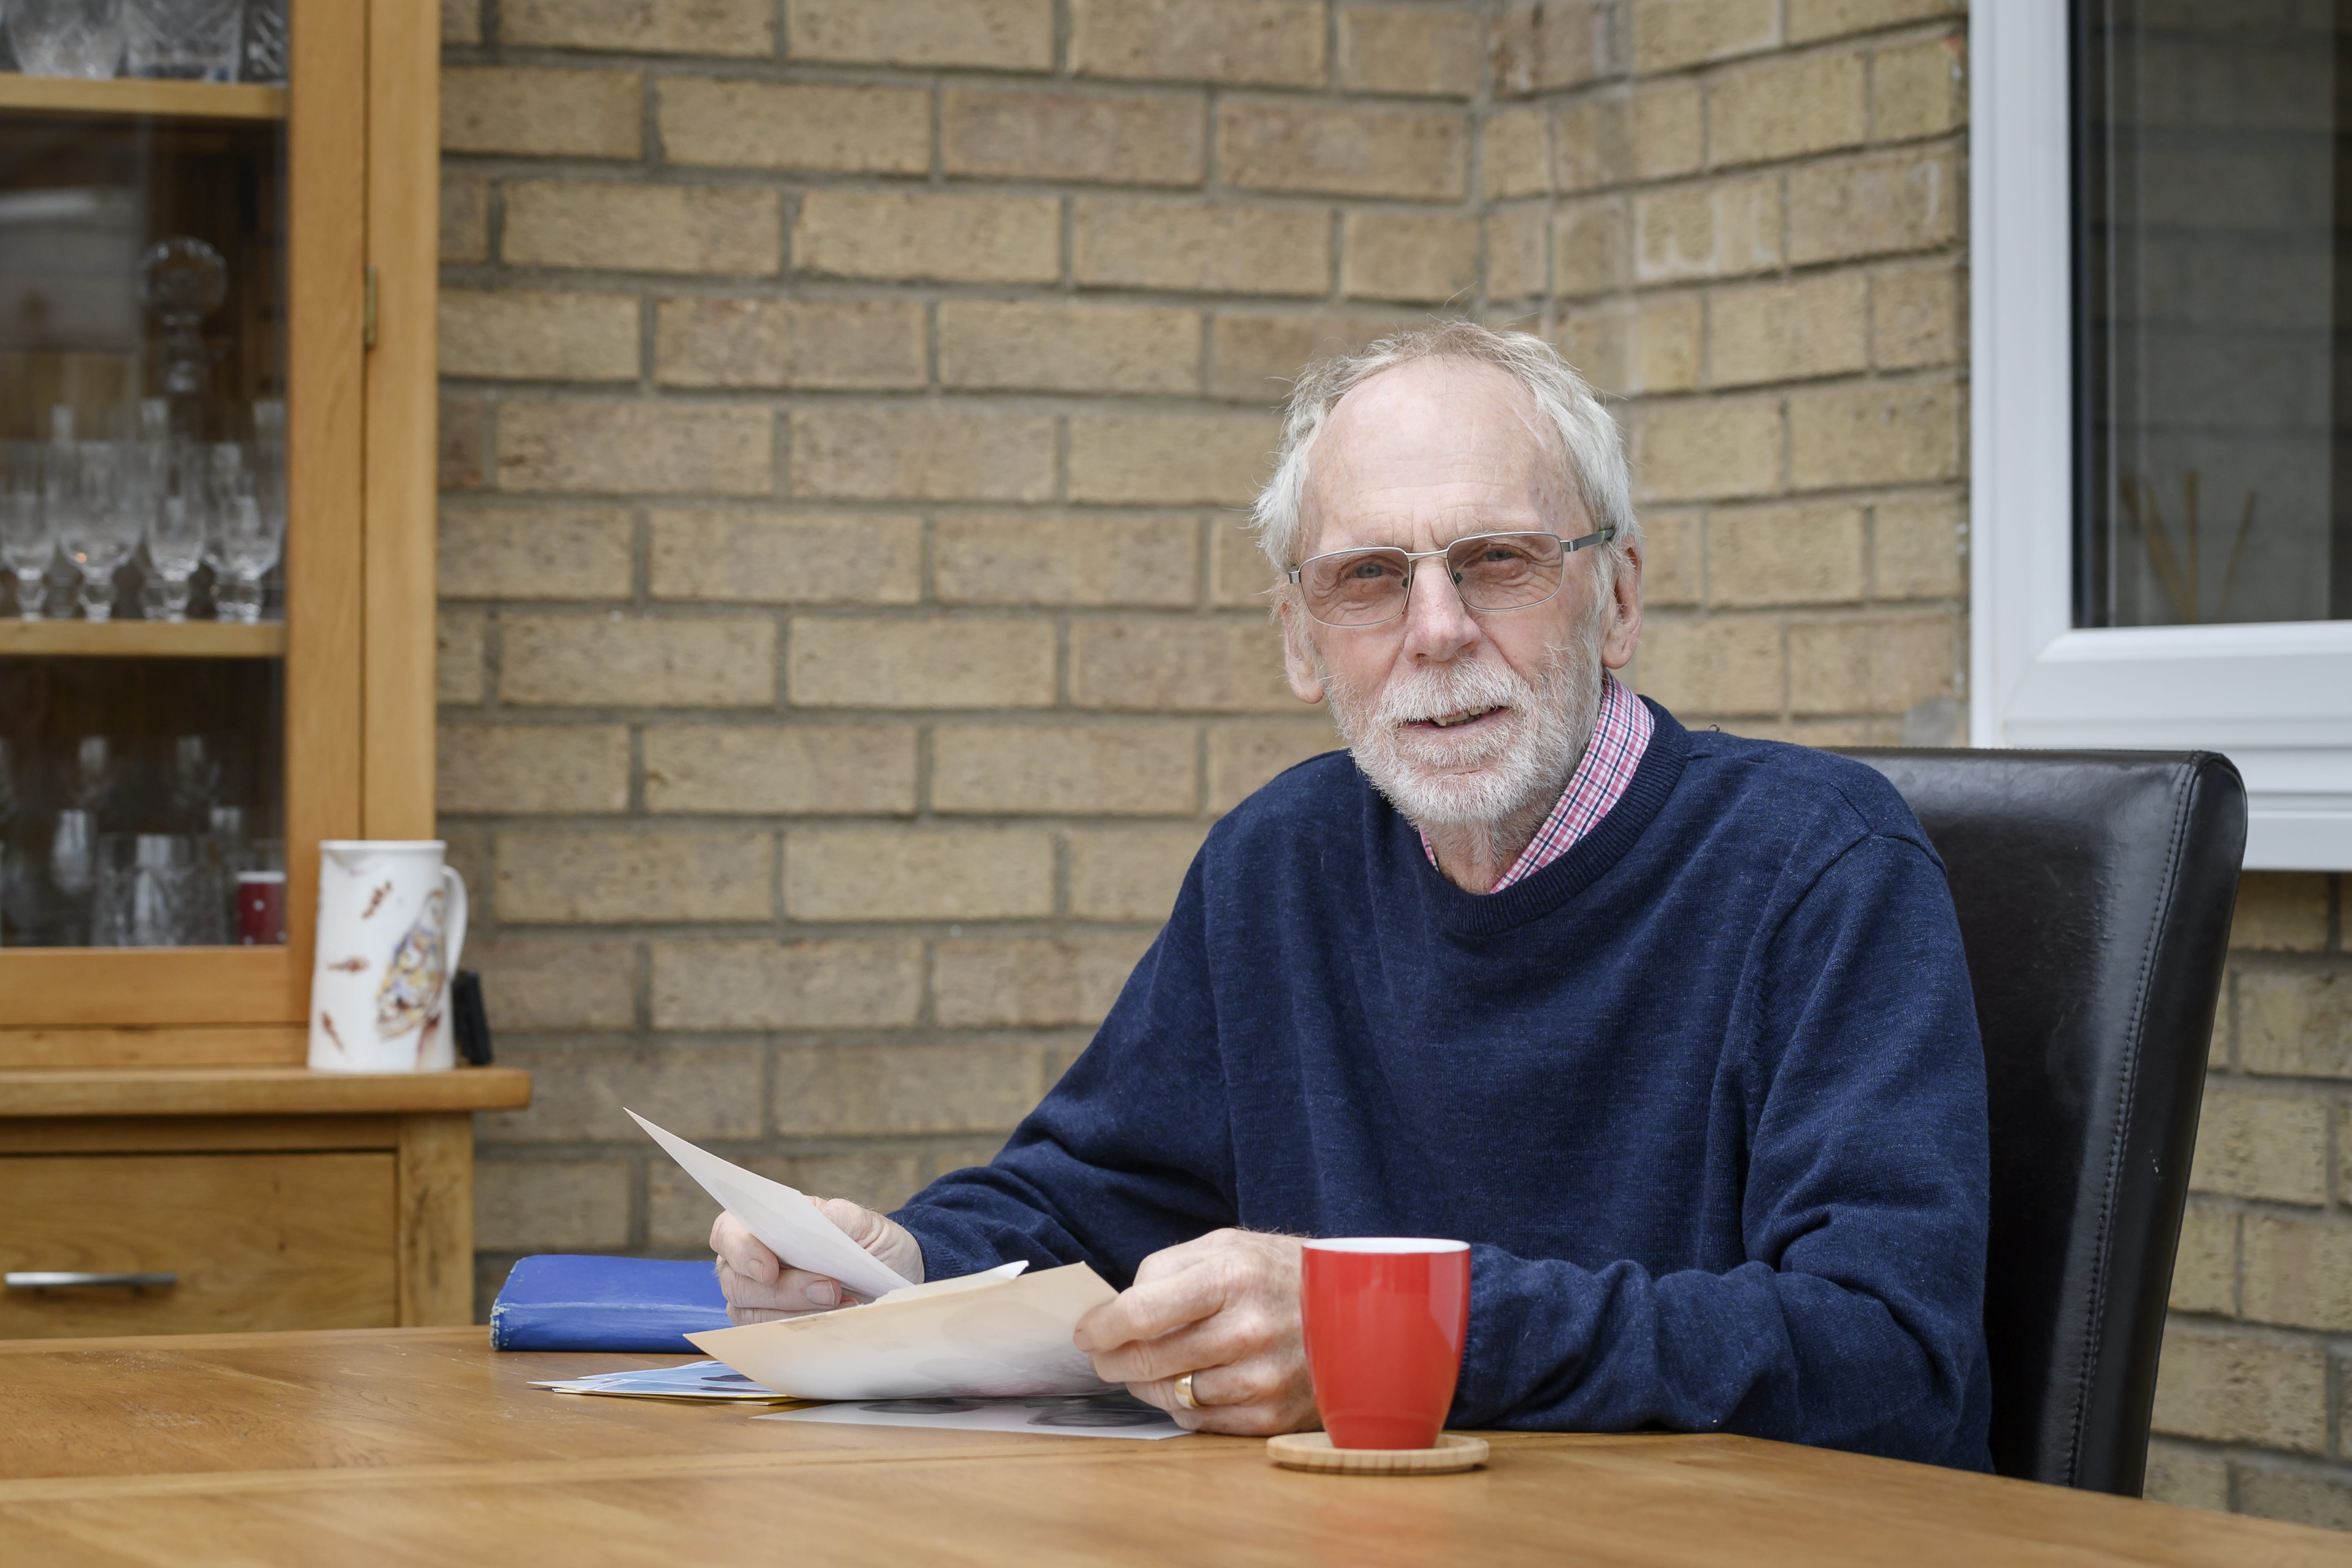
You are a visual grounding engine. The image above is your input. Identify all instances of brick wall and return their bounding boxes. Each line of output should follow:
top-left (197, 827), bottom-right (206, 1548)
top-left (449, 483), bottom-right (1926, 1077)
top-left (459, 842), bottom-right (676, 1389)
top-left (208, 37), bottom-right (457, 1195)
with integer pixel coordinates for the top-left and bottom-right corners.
top-left (434, 0), bottom-right (2347, 1533)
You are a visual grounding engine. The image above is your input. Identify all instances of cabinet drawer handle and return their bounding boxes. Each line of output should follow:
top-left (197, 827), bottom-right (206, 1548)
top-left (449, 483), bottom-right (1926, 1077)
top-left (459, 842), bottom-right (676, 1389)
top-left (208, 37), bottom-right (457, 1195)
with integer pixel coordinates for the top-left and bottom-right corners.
top-left (5, 1271), bottom-right (178, 1289)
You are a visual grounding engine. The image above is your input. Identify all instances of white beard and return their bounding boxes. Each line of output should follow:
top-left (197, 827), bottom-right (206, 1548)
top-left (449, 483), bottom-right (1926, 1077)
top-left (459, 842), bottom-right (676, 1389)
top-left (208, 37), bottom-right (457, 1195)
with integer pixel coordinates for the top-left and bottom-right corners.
top-left (1318, 606), bottom-right (1605, 832)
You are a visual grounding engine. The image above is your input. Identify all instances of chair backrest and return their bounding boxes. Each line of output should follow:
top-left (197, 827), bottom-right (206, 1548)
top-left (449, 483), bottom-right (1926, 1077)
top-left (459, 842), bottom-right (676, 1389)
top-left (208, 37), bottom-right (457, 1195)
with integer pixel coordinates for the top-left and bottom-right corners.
top-left (1832, 749), bottom-right (2245, 1494)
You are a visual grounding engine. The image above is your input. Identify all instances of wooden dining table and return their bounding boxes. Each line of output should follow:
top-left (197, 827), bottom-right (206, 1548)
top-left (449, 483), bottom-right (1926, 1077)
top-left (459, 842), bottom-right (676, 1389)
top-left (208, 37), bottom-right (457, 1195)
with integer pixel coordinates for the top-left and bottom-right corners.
top-left (0, 1326), bottom-right (2338, 1566)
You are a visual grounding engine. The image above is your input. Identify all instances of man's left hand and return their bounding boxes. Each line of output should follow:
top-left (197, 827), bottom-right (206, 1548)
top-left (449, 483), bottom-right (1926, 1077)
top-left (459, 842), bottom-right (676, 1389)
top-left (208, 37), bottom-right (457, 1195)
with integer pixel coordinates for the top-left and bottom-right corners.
top-left (1071, 1229), bottom-right (1316, 1435)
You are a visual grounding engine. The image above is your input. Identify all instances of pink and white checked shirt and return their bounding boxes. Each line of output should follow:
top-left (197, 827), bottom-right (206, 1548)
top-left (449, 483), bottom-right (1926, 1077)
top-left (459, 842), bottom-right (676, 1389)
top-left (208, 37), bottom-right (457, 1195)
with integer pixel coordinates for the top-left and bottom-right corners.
top-left (1421, 672), bottom-right (1654, 893)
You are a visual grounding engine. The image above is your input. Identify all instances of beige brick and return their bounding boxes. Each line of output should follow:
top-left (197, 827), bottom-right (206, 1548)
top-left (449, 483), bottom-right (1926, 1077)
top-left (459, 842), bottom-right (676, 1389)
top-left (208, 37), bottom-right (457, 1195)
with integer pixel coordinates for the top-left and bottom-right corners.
top-left (1491, 2), bottom-right (1613, 94)
top-left (1633, 81), bottom-right (1704, 180)
top-left (1873, 266), bottom-right (1962, 370)
top-left (790, 0), bottom-right (1052, 69)
top-left (438, 290), bottom-right (639, 382)
top-left (2140, 1440), bottom-right (2229, 1514)
top-left (1074, 199), bottom-right (1330, 295)
top-left (2241, 966), bottom-right (2352, 1078)
top-left (1212, 518), bottom-right (1276, 607)
top-left (2149, 1325), bottom-right (2328, 1454)
top-left (437, 610), bottom-right (485, 703)
top-left (1341, 212), bottom-right (1480, 304)
top-left (1633, 176), bottom-right (1780, 284)
top-left (938, 301), bottom-right (1200, 395)
top-left (467, 940), bottom-right (637, 1032)
top-left (496, 831), bottom-right (773, 924)
top-left (1070, 0), bottom-right (1325, 85)
top-left (1788, 382), bottom-right (1963, 491)
top-left (1709, 504), bottom-right (1866, 606)
top-left (481, 1044), bottom-right (764, 1144)
top-left (1789, 0), bottom-right (1961, 42)
top-left (1710, 274), bottom-right (1870, 388)
top-left (2340, 1102), bottom-right (2352, 1204)
top-left (649, 510), bottom-right (920, 604)
top-left (442, 0), bottom-right (479, 44)
top-left (1070, 622), bottom-right (1292, 713)
top-left (643, 725), bottom-right (917, 815)
top-left (437, 506), bottom-right (634, 600)
top-left (2236, 1468), bottom-right (2352, 1534)
top-left (2167, 1204), bottom-right (2236, 1315)
top-left (441, 175), bottom-right (488, 264)
top-left (2190, 1082), bottom-right (2329, 1203)
top-left (1068, 413), bottom-right (1278, 506)
top-left (1487, 202), bottom-right (1551, 302)
top-left (1211, 312), bottom-right (1408, 400)
top-left (1483, 108), bottom-right (1551, 200)
top-left (441, 67), bottom-right (641, 158)
top-left (1631, 396), bottom-right (1781, 502)
top-left (1633, 295), bottom-right (1701, 393)
top-left (502, 181), bottom-right (781, 276)
top-left (1553, 94), bottom-right (1630, 194)
top-left (1788, 148), bottom-right (1960, 265)
top-left (1554, 195), bottom-right (1629, 298)
top-left (2242, 1214), bottom-right (2352, 1331)
top-left (774, 1042), bottom-right (1048, 1137)
top-left (441, 397), bottom-right (485, 491)
top-left (503, 0), bottom-right (771, 52)
top-left (473, 1160), bottom-right (629, 1253)
top-left (501, 616), bottom-right (776, 707)
top-left (794, 192), bottom-right (1059, 284)
top-left (1548, 301), bottom-right (1631, 393)
top-left (1630, 616), bottom-right (1781, 715)
top-left (933, 936), bottom-right (1155, 1026)
top-left (1218, 101), bottom-right (1468, 200)
top-left (1787, 614), bottom-right (1954, 715)
top-left (1070, 826), bottom-right (1211, 921)
top-left (944, 87), bottom-right (1206, 185)
top-left (1872, 498), bottom-right (1965, 598)
top-left (2231, 872), bottom-right (2330, 953)
top-left (438, 725), bottom-right (631, 815)
top-left (1708, 49), bottom-right (1866, 168)
top-left (936, 515), bottom-right (1199, 607)
top-left (789, 617), bottom-right (1057, 709)
top-left (658, 80), bottom-right (929, 174)
top-left (1639, 510), bottom-right (1703, 606)
top-left (934, 725), bottom-right (1198, 815)
top-left (1633, 0), bottom-right (1778, 71)
top-left (786, 828), bottom-right (1054, 920)
top-left (1339, 7), bottom-right (1482, 97)
top-left (1872, 35), bottom-right (1964, 143)
top-left (649, 939), bottom-right (923, 1029)
top-left (654, 299), bottom-right (925, 392)
top-left (496, 402), bottom-right (773, 496)
top-left (790, 409), bottom-right (1056, 503)
top-left (1207, 717), bottom-right (1341, 808)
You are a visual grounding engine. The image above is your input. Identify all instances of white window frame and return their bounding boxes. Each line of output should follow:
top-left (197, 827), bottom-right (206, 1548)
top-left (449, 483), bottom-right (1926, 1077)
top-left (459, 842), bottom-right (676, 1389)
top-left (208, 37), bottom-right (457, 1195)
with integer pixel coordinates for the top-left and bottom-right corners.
top-left (1970, 0), bottom-right (2352, 870)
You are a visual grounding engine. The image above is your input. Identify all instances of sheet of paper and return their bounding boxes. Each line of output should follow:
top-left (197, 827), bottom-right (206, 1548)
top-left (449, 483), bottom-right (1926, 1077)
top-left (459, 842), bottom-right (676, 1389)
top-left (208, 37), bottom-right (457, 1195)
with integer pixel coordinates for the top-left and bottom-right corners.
top-left (528, 1360), bottom-right (799, 1402)
top-left (759, 1391), bottom-right (1183, 1440)
top-left (627, 1109), bottom-right (913, 1302)
top-left (690, 1261), bottom-right (1119, 1401)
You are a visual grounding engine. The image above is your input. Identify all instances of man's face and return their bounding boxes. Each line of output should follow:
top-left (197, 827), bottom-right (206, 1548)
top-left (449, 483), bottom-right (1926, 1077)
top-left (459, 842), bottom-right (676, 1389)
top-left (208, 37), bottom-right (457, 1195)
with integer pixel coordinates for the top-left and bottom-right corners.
top-left (1279, 358), bottom-right (1643, 828)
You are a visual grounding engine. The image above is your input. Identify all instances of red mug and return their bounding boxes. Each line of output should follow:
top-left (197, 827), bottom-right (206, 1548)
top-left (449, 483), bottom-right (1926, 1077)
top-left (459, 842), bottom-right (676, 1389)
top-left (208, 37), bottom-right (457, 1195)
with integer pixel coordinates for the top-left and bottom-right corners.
top-left (1300, 1238), bottom-right (1471, 1450)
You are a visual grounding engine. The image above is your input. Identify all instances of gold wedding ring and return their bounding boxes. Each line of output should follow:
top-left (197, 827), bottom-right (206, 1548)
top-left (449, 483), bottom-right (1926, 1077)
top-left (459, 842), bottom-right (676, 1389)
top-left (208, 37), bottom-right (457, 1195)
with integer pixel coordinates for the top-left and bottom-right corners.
top-left (1173, 1372), bottom-right (1198, 1410)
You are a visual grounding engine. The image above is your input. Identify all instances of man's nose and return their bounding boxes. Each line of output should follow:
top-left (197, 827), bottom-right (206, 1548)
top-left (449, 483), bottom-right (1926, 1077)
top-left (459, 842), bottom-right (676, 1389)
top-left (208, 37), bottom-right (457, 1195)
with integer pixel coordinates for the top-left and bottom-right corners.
top-left (1400, 556), bottom-right (1479, 661)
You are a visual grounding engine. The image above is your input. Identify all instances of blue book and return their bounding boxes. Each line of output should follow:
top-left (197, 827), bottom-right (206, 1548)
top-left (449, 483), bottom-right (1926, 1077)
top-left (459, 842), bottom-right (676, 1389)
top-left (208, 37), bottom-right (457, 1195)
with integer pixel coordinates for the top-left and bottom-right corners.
top-left (489, 1255), bottom-right (733, 1352)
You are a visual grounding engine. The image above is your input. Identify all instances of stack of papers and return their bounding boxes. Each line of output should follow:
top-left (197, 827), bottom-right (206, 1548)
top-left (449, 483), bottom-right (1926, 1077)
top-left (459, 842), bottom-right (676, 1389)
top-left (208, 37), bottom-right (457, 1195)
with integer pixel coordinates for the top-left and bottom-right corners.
top-left (529, 1360), bottom-right (804, 1403)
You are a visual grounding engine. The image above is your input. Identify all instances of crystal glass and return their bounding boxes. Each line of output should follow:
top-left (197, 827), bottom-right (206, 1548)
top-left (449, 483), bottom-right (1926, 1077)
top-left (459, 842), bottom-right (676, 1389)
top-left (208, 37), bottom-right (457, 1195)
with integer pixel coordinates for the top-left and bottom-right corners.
top-left (92, 833), bottom-right (215, 947)
top-left (123, 0), bottom-right (241, 81)
top-left (50, 440), bottom-right (142, 623)
top-left (48, 808), bottom-right (97, 947)
top-left (239, 0), bottom-right (285, 83)
top-left (0, 442), bottom-right (53, 620)
top-left (202, 443), bottom-right (281, 623)
top-left (142, 445), bottom-right (212, 622)
top-left (7, 0), bottom-right (126, 77)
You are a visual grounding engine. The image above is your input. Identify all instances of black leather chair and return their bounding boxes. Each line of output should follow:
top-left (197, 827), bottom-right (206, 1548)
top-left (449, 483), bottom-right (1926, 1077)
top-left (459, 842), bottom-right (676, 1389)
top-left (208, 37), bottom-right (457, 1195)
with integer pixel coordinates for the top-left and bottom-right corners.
top-left (1831, 749), bottom-right (2245, 1495)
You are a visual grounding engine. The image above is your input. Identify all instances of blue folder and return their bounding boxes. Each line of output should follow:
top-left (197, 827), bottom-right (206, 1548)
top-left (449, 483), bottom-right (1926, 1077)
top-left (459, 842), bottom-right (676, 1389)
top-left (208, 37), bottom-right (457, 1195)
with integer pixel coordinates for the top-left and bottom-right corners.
top-left (489, 1255), bottom-right (733, 1352)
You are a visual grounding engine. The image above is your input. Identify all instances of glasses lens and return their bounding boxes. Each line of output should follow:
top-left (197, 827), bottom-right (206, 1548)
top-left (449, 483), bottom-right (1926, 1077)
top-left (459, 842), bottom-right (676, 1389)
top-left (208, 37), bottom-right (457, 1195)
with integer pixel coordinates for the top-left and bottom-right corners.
top-left (1447, 533), bottom-right (1565, 610)
top-left (1300, 548), bottom-right (1410, 624)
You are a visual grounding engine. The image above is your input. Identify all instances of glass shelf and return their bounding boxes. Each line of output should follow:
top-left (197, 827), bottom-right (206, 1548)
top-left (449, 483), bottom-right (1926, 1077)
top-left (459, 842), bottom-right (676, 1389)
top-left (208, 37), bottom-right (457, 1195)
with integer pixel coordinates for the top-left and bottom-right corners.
top-left (0, 76), bottom-right (285, 123)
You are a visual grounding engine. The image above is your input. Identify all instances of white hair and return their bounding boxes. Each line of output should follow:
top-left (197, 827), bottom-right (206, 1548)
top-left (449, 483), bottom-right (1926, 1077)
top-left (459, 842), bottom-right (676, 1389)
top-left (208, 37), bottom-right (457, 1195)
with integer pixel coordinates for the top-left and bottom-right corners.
top-left (1248, 321), bottom-right (1638, 585)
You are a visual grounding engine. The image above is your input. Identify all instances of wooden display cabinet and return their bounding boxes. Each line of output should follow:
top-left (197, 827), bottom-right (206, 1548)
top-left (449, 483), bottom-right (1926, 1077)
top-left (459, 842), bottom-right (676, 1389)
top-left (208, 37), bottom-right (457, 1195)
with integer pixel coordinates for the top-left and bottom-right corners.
top-left (0, 2), bottom-right (528, 1336)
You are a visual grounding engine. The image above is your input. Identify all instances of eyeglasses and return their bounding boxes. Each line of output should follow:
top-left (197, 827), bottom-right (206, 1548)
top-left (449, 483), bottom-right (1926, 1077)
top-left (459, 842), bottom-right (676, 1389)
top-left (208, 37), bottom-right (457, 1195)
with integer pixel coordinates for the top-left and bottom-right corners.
top-left (1286, 528), bottom-right (1612, 628)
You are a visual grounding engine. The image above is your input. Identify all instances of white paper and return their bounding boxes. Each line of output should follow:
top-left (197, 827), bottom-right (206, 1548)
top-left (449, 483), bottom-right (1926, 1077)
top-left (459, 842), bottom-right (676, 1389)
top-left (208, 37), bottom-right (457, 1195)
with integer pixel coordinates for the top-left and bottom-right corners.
top-left (627, 1109), bottom-right (913, 1302)
top-left (759, 1391), bottom-right (1183, 1440)
top-left (528, 1360), bottom-right (796, 1402)
top-left (690, 1261), bottom-right (1119, 1401)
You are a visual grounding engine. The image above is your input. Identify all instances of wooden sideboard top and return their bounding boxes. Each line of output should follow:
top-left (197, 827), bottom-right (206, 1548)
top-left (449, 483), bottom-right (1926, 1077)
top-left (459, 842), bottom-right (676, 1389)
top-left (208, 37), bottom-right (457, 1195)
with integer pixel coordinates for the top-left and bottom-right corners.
top-left (0, 1067), bottom-right (532, 1119)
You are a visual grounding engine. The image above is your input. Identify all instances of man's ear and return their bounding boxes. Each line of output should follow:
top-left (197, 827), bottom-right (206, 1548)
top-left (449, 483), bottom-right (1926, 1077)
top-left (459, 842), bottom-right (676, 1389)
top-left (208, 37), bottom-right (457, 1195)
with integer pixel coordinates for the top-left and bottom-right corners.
top-left (1279, 596), bottom-right (1326, 705)
top-left (1598, 542), bottom-right (1643, 671)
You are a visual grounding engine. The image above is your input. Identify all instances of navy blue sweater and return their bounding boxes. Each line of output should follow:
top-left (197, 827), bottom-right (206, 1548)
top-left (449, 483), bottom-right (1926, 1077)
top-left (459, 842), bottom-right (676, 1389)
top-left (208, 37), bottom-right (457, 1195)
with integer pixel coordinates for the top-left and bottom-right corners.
top-left (893, 703), bottom-right (1994, 1469)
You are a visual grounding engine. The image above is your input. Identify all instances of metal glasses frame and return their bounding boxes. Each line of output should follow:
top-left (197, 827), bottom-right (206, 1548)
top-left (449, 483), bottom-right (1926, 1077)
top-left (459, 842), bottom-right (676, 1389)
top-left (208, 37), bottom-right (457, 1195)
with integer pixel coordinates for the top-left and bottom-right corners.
top-left (1285, 527), bottom-right (1615, 628)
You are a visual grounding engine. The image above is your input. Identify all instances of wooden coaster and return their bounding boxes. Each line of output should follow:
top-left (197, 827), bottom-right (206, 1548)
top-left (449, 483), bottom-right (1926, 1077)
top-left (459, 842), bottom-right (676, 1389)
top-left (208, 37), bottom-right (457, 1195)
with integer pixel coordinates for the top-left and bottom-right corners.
top-left (1266, 1432), bottom-right (1489, 1474)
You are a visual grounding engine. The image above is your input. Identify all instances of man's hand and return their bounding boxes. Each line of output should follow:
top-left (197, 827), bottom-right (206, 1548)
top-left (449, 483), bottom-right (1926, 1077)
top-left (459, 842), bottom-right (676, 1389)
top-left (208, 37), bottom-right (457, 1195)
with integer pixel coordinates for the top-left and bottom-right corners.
top-left (1072, 1229), bottom-right (1315, 1436)
top-left (709, 1201), bottom-right (924, 1324)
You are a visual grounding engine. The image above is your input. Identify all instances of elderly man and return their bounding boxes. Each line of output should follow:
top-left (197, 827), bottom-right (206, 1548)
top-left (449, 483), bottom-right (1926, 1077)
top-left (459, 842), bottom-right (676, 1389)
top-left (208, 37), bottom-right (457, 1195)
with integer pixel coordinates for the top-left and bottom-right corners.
top-left (713, 322), bottom-right (1993, 1469)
